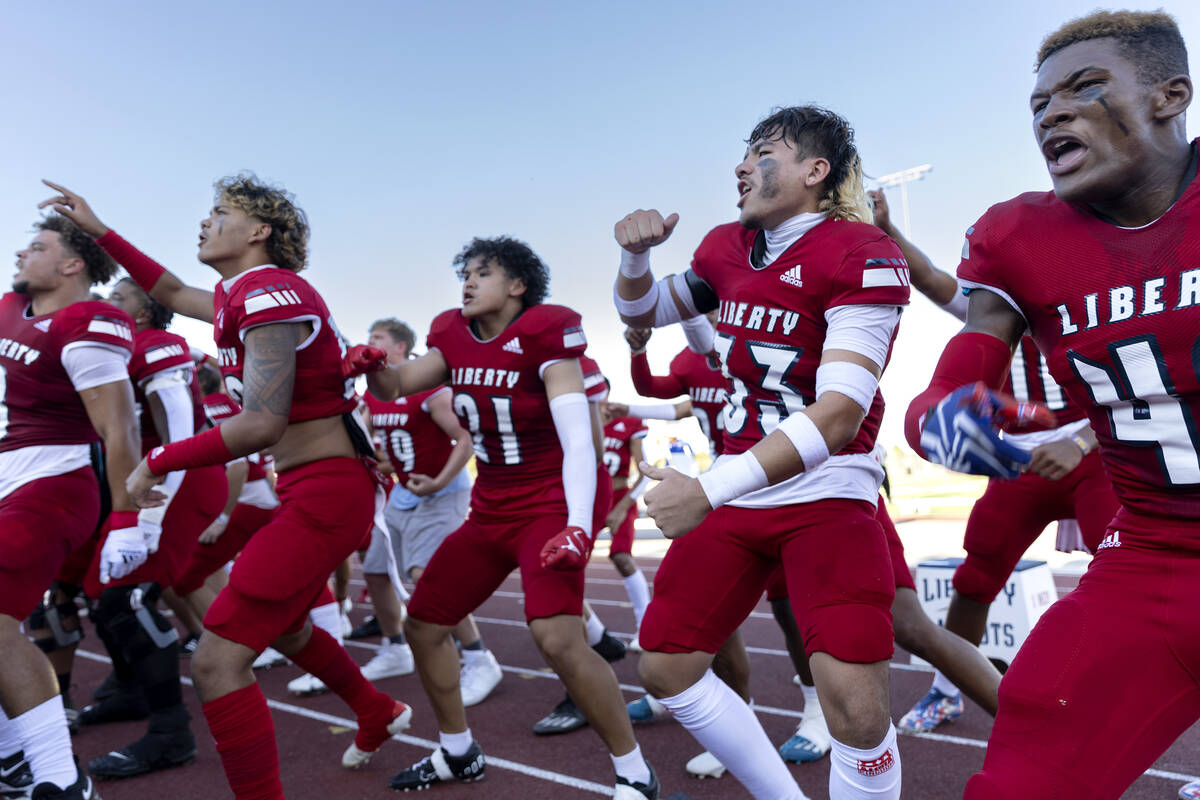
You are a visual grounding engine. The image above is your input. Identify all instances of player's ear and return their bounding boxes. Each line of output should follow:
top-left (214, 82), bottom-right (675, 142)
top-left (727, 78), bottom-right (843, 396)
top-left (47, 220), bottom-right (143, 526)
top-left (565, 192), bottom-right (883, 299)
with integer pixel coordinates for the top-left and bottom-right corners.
top-left (507, 276), bottom-right (527, 300)
top-left (247, 221), bottom-right (273, 247)
top-left (1154, 74), bottom-right (1192, 122)
top-left (59, 255), bottom-right (86, 279)
top-left (804, 157), bottom-right (831, 189)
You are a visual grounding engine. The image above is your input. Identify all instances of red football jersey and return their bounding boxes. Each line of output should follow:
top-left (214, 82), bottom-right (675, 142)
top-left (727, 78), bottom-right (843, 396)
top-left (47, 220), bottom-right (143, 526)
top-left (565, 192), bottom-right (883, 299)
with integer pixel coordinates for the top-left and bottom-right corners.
top-left (428, 303), bottom-right (587, 512)
top-left (202, 391), bottom-right (267, 481)
top-left (0, 294), bottom-right (134, 453)
top-left (363, 387), bottom-right (454, 486)
top-left (579, 354), bottom-right (609, 402)
top-left (128, 328), bottom-right (205, 452)
top-left (603, 416), bottom-right (647, 479)
top-left (691, 220), bottom-right (909, 458)
top-left (957, 159), bottom-right (1200, 525)
top-left (212, 267), bottom-right (356, 423)
top-left (670, 349), bottom-right (728, 454)
top-left (1003, 336), bottom-right (1086, 428)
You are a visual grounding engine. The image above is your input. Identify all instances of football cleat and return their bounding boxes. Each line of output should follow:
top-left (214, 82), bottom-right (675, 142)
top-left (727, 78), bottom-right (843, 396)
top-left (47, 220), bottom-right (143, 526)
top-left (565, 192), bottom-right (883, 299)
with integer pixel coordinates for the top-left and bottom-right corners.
top-left (286, 672), bottom-right (329, 697)
top-left (779, 713), bottom-right (831, 763)
top-left (341, 701), bottom-right (412, 769)
top-left (614, 763), bottom-right (659, 799)
top-left (388, 742), bottom-right (484, 791)
top-left (28, 762), bottom-right (97, 800)
top-left (897, 687), bottom-right (964, 733)
top-left (459, 651), bottom-right (503, 707)
top-left (685, 751), bottom-right (725, 779)
top-left (348, 615), bottom-right (382, 640)
top-left (1179, 779), bottom-right (1200, 800)
top-left (592, 631), bottom-right (627, 663)
top-left (91, 672), bottom-right (119, 702)
top-left (532, 696), bottom-right (588, 735)
top-left (79, 687), bottom-right (148, 727)
top-left (0, 751), bottom-right (33, 799)
top-left (359, 642), bottom-right (415, 681)
top-left (626, 694), bottom-right (669, 724)
top-left (87, 728), bottom-right (196, 780)
top-left (251, 647), bottom-right (288, 670)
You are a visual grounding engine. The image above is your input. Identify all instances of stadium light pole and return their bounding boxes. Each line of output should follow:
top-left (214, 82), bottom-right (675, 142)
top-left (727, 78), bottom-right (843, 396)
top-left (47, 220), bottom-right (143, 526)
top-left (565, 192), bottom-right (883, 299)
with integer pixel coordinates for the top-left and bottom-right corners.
top-left (874, 164), bottom-right (932, 237)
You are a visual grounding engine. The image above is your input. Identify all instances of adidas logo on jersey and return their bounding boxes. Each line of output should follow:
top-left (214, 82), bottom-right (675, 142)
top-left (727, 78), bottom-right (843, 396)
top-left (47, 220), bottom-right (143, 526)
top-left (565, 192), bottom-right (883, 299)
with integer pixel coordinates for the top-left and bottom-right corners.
top-left (1097, 531), bottom-right (1122, 550)
top-left (502, 338), bottom-right (523, 354)
top-left (779, 265), bottom-right (803, 287)
top-left (146, 344), bottom-right (186, 364)
top-left (244, 285), bottom-right (301, 315)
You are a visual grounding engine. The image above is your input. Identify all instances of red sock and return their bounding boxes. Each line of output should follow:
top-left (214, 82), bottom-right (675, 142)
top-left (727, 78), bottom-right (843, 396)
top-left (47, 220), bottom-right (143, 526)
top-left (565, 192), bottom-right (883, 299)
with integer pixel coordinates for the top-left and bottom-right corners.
top-left (290, 627), bottom-right (397, 750)
top-left (202, 683), bottom-right (282, 800)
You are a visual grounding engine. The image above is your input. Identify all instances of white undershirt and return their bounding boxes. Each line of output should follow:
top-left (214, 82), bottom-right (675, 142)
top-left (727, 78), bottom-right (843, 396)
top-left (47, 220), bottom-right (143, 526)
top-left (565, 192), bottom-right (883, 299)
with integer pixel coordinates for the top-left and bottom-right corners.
top-left (761, 212), bottom-right (828, 268)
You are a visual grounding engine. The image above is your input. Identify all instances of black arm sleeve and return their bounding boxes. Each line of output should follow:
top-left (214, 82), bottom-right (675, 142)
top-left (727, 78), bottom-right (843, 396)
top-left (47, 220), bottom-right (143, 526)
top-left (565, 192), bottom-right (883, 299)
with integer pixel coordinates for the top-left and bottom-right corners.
top-left (683, 270), bottom-right (719, 314)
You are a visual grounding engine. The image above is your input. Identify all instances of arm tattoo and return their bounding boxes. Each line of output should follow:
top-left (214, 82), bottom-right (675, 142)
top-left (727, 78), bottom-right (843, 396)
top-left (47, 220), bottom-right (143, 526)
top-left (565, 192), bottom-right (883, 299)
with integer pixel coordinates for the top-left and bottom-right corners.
top-left (242, 323), bottom-right (303, 417)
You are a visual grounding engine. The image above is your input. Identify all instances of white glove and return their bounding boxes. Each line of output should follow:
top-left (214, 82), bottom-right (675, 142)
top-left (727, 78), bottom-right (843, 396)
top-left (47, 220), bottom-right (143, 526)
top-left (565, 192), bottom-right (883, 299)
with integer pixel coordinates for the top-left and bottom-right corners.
top-left (100, 522), bottom-right (149, 584)
top-left (137, 480), bottom-right (178, 553)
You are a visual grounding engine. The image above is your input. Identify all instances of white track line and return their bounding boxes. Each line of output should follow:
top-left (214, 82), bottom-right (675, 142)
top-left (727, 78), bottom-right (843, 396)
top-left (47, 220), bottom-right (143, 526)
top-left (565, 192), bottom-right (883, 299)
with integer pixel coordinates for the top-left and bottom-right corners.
top-left (73, 648), bottom-right (613, 795)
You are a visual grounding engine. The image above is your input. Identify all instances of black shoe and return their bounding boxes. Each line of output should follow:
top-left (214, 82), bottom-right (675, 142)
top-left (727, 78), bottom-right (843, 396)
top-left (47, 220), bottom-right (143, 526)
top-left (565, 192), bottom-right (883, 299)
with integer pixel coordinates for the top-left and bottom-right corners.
top-left (87, 727), bottom-right (196, 780)
top-left (592, 631), bottom-right (628, 663)
top-left (79, 686), bottom-right (148, 727)
top-left (91, 673), bottom-right (119, 703)
top-left (388, 742), bottom-right (484, 791)
top-left (63, 702), bottom-right (80, 737)
top-left (178, 634), bottom-right (200, 658)
top-left (349, 615), bottom-right (381, 640)
top-left (0, 751), bottom-right (33, 798)
top-left (532, 695), bottom-right (588, 735)
top-left (30, 763), bottom-right (98, 799)
top-left (614, 763), bottom-right (659, 799)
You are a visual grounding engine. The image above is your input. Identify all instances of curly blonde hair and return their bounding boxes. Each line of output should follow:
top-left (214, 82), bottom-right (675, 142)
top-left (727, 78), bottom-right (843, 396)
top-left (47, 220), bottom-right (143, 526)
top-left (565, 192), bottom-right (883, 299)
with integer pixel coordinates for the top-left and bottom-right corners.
top-left (214, 173), bottom-right (310, 272)
top-left (1036, 10), bottom-right (1188, 83)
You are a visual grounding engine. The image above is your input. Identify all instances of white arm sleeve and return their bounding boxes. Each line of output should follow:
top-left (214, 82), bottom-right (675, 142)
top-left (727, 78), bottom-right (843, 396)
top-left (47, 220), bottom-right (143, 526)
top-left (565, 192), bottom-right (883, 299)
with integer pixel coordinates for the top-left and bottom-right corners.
top-left (942, 284), bottom-right (970, 322)
top-left (549, 392), bottom-right (597, 535)
top-left (628, 403), bottom-right (678, 420)
top-left (62, 342), bottom-right (132, 392)
top-left (144, 369), bottom-right (197, 446)
top-left (822, 304), bottom-right (903, 370)
top-left (681, 314), bottom-right (715, 354)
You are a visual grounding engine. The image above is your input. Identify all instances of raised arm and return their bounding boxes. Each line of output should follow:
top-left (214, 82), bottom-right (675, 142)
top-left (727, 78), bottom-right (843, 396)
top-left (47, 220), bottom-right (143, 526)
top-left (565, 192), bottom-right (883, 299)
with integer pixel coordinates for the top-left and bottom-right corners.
top-left (40, 181), bottom-right (215, 322)
top-left (365, 349), bottom-right (450, 402)
top-left (613, 209), bottom-right (719, 330)
top-left (626, 327), bottom-right (687, 398)
top-left (871, 189), bottom-right (959, 306)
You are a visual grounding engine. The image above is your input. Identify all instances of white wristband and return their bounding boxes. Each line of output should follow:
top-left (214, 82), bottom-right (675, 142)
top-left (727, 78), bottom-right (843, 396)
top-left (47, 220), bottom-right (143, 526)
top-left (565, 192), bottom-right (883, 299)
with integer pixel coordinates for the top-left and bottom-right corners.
top-left (628, 403), bottom-right (677, 420)
top-left (777, 411), bottom-right (831, 471)
top-left (619, 249), bottom-right (651, 279)
top-left (613, 280), bottom-right (660, 317)
top-left (697, 452), bottom-right (769, 509)
top-left (215, 512), bottom-right (231, 526)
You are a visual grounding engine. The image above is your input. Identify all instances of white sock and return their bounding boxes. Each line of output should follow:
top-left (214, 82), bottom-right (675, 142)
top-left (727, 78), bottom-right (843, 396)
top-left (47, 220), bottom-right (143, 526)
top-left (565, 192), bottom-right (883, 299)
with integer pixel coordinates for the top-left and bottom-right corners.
top-left (462, 648), bottom-right (490, 667)
top-left (0, 706), bottom-right (22, 758)
top-left (829, 724), bottom-right (901, 800)
top-left (622, 571), bottom-right (651, 627)
top-left (611, 744), bottom-right (651, 785)
top-left (930, 670), bottom-right (960, 698)
top-left (584, 612), bottom-right (605, 647)
top-left (658, 670), bottom-right (808, 799)
top-left (309, 601), bottom-right (343, 645)
top-left (439, 728), bottom-right (474, 757)
top-left (801, 683), bottom-right (824, 720)
top-left (10, 696), bottom-right (77, 789)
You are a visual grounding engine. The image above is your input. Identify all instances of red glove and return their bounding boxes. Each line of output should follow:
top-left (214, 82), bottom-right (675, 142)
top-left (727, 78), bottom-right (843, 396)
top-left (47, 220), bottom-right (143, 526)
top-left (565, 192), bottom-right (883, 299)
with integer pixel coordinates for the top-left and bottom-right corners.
top-left (342, 344), bottom-right (388, 378)
top-left (539, 526), bottom-right (592, 570)
top-left (966, 383), bottom-right (1056, 432)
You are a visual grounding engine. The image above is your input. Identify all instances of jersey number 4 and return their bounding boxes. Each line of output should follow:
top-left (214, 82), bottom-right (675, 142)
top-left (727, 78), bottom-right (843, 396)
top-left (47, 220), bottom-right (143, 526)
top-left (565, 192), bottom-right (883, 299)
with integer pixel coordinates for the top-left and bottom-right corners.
top-left (1069, 334), bottom-right (1200, 486)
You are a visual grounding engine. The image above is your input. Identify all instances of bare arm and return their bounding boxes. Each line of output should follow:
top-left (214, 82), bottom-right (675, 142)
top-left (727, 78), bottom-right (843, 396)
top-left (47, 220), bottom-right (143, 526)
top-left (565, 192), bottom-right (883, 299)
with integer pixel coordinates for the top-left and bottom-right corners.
top-left (217, 323), bottom-right (303, 454)
top-left (613, 209), bottom-right (692, 327)
top-left (407, 390), bottom-right (474, 496)
top-left (39, 181), bottom-right (215, 322)
top-left (366, 350), bottom-right (450, 402)
top-left (80, 380), bottom-right (141, 512)
top-left (871, 189), bottom-right (958, 306)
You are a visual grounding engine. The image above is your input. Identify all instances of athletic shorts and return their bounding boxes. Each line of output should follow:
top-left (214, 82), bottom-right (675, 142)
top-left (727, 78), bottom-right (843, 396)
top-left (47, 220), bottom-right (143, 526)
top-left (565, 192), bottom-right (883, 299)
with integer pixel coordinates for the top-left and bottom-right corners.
top-left (204, 457), bottom-right (375, 652)
top-left (607, 486), bottom-right (638, 557)
top-left (764, 495), bottom-right (912, 601)
top-left (640, 498), bottom-right (895, 663)
top-left (173, 502), bottom-right (277, 596)
top-left (0, 468), bottom-right (101, 618)
top-left (371, 488), bottom-right (470, 578)
top-left (965, 511), bottom-right (1200, 798)
top-left (83, 464), bottom-right (227, 597)
top-left (954, 451), bottom-right (1117, 604)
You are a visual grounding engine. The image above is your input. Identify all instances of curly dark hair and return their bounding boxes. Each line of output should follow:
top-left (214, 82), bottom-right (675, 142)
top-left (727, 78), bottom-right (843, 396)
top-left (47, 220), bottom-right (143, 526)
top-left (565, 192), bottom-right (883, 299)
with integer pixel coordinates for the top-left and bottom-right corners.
top-left (196, 363), bottom-right (223, 395)
top-left (117, 277), bottom-right (174, 329)
top-left (1037, 10), bottom-right (1188, 83)
top-left (214, 173), bottom-right (309, 272)
top-left (746, 106), bottom-right (869, 222)
top-left (35, 215), bottom-right (117, 286)
top-left (453, 236), bottom-right (550, 307)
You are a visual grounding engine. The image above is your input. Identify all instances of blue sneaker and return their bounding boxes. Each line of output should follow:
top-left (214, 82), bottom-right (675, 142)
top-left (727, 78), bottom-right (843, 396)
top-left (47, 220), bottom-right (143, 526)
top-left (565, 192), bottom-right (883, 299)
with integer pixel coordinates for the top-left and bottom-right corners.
top-left (897, 687), bottom-right (964, 733)
top-left (778, 713), bottom-right (831, 763)
top-left (626, 694), bottom-right (669, 724)
top-left (1179, 779), bottom-right (1200, 799)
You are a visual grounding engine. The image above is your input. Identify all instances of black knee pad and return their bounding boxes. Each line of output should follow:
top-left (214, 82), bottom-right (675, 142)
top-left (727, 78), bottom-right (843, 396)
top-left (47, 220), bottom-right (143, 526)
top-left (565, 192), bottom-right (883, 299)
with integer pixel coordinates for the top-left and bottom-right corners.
top-left (28, 583), bottom-right (84, 653)
top-left (94, 583), bottom-right (178, 663)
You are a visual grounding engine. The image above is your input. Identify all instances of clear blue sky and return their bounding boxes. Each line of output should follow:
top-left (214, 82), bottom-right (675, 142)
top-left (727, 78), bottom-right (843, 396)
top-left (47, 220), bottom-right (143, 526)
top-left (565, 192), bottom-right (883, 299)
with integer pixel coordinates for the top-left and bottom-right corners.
top-left (3, 1), bottom-right (1198, 449)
